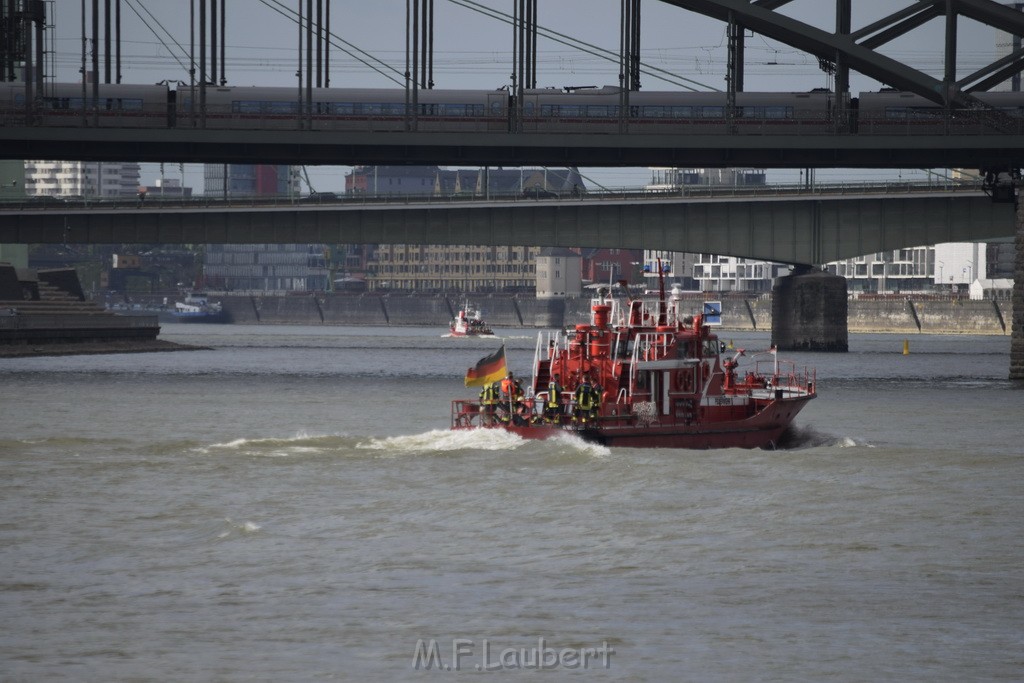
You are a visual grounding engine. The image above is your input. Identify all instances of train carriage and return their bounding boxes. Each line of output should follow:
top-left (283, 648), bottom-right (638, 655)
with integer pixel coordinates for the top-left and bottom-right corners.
top-left (3, 79), bottom-right (1021, 137)
top-left (0, 82), bottom-right (171, 128)
top-left (519, 87), bottom-right (837, 135)
top-left (857, 90), bottom-right (1024, 135)
top-left (177, 86), bottom-right (508, 132)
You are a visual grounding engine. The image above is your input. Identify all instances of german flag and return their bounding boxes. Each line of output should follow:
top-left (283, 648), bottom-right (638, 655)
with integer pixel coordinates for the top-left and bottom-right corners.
top-left (464, 345), bottom-right (507, 387)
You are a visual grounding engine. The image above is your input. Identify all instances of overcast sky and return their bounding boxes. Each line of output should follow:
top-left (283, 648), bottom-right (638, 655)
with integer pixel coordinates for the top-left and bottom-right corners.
top-left (48, 0), bottom-right (999, 192)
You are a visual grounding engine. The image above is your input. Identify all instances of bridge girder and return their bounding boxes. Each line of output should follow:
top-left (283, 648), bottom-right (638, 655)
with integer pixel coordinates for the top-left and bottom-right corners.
top-left (660, 0), bottom-right (1024, 106)
top-left (0, 193), bottom-right (1013, 267)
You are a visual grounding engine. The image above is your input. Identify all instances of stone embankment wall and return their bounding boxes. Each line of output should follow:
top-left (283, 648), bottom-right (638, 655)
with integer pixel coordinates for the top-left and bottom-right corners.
top-left (208, 293), bottom-right (1013, 335)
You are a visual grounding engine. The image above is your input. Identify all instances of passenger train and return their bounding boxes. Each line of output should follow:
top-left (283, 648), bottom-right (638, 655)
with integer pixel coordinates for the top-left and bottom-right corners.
top-left (1, 81), bottom-right (1022, 135)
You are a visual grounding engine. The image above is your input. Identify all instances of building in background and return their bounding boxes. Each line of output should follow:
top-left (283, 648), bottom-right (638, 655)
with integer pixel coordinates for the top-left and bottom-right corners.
top-left (138, 178), bottom-right (192, 199)
top-left (24, 160), bottom-right (140, 198)
top-left (822, 242), bottom-right (1004, 294)
top-left (358, 166), bottom-right (586, 293)
top-left (202, 244), bottom-right (330, 292)
top-left (642, 168), bottom-right (785, 292)
top-left (200, 164), bottom-right (327, 292)
top-left (367, 244), bottom-right (538, 293)
top-left (644, 167), bottom-right (1008, 296)
top-left (346, 165), bottom-right (585, 199)
top-left (203, 164), bottom-right (299, 198)
top-left (647, 167), bottom-right (766, 189)
top-left (578, 248), bottom-right (644, 288)
top-left (535, 248), bottom-right (582, 299)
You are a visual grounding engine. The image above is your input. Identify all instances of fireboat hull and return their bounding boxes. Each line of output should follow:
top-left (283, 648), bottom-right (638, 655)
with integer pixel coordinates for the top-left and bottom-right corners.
top-left (455, 394), bottom-right (814, 450)
top-left (449, 328), bottom-right (493, 337)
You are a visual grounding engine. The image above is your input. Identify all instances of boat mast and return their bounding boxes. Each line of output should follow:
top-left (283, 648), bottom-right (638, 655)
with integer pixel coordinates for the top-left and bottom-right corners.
top-left (657, 257), bottom-right (667, 326)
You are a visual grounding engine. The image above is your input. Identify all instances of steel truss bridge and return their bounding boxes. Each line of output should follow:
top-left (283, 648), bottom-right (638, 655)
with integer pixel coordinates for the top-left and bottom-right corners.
top-left (0, 0), bottom-right (1023, 171)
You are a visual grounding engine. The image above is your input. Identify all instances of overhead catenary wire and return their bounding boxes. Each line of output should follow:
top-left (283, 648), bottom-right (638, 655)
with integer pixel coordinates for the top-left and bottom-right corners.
top-left (121, 0), bottom-right (190, 75)
top-left (258, 0), bottom-right (404, 87)
top-left (447, 0), bottom-right (719, 92)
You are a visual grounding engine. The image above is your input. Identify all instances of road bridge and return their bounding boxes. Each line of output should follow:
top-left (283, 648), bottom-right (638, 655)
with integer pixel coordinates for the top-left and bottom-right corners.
top-left (0, 184), bottom-right (1014, 266)
top-left (0, 125), bottom-right (1022, 171)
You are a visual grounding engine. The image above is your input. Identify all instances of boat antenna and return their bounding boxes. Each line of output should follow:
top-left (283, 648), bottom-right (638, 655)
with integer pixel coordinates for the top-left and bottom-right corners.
top-left (657, 258), bottom-right (667, 326)
top-left (616, 279), bottom-right (633, 300)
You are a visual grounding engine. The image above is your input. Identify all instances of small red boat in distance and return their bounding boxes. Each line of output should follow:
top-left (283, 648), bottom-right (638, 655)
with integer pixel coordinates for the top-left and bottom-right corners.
top-left (452, 279), bottom-right (816, 449)
top-left (450, 302), bottom-right (494, 337)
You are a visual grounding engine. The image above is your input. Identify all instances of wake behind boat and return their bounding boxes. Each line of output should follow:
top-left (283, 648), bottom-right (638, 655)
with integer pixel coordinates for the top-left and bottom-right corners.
top-left (452, 279), bottom-right (816, 449)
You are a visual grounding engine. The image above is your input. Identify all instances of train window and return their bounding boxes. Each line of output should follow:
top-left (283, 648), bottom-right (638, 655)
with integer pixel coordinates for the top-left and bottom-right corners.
top-left (671, 106), bottom-right (694, 118)
top-left (763, 105), bottom-right (791, 119)
top-left (437, 103), bottom-right (483, 117)
top-left (586, 105), bottom-right (613, 118)
top-left (698, 106), bottom-right (724, 118)
top-left (739, 105), bottom-right (792, 119)
top-left (542, 104), bottom-right (587, 117)
top-left (886, 106), bottom-right (941, 120)
top-left (489, 100), bottom-right (505, 115)
top-left (329, 102), bottom-right (354, 115)
top-left (269, 101), bottom-right (299, 114)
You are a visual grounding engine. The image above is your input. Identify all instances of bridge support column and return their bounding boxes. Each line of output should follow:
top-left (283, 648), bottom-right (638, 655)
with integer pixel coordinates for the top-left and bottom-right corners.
top-left (1011, 200), bottom-right (1024, 379)
top-left (771, 268), bottom-right (848, 352)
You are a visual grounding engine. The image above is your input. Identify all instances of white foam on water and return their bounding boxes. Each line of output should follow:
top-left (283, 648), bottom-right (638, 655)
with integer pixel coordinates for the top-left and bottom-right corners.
top-left (195, 431), bottom-right (339, 456)
top-left (548, 432), bottom-right (613, 458)
top-left (358, 427), bottom-right (525, 454)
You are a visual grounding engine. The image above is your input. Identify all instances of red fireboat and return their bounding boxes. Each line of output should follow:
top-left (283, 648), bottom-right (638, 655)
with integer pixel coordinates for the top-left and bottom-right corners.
top-left (449, 302), bottom-right (494, 337)
top-left (451, 278), bottom-right (816, 449)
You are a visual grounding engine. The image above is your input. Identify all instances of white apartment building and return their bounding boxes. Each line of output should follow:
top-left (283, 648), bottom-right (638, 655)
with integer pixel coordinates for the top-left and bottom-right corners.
top-left (24, 161), bottom-right (141, 198)
top-left (644, 168), bottom-right (1005, 294)
top-left (824, 243), bottom-right (988, 293)
top-left (643, 168), bottom-right (785, 292)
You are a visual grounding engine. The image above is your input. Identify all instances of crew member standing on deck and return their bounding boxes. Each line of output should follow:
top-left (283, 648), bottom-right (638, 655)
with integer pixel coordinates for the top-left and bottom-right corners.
top-left (574, 379), bottom-right (596, 424)
top-left (545, 374), bottom-right (564, 423)
top-left (498, 372), bottom-right (516, 422)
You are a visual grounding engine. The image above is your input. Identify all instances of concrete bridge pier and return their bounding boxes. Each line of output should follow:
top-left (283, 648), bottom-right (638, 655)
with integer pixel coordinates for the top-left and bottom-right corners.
top-left (771, 268), bottom-right (849, 352)
top-left (1011, 200), bottom-right (1024, 380)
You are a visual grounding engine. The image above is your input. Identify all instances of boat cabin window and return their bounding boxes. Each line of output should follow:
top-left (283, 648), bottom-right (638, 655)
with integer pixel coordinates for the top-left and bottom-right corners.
top-left (702, 339), bottom-right (720, 359)
top-left (678, 341), bottom-right (696, 359)
top-left (617, 338), bottom-right (634, 358)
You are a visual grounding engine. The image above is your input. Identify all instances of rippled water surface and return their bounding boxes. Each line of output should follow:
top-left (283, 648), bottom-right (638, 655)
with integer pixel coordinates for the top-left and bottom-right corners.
top-left (1, 326), bottom-right (1021, 681)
